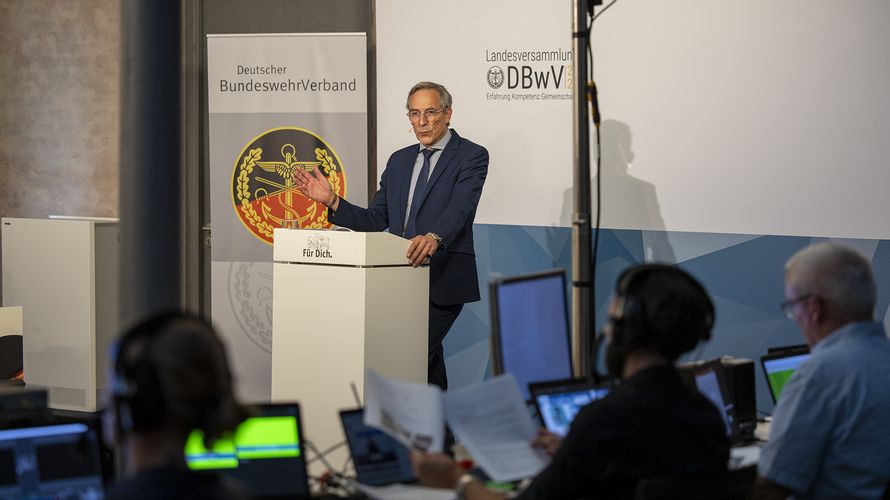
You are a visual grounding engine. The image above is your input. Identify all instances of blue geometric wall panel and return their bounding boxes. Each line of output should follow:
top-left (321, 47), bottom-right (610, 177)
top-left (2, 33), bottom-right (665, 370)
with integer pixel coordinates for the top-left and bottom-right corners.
top-left (445, 224), bottom-right (890, 414)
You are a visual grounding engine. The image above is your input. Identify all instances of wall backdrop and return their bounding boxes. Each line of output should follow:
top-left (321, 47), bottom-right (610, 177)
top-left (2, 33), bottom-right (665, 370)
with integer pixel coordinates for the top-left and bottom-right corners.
top-left (377, 0), bottom-right (890, 414)
top-left (0, 0), bottom-right (119, 220)
top-left (0, 0), bottom-right (120, 303)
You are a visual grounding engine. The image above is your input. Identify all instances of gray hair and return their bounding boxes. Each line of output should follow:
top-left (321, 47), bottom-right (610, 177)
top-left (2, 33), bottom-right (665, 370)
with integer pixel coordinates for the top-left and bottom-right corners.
top-left (785, 242), bottom-right (876, 320)
top-left (406, 81), bottom-right (453, 109)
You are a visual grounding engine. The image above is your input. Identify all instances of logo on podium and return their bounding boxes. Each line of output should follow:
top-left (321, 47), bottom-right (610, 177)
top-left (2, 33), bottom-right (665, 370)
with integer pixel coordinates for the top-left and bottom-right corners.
top-left (231, 127), bottom-right (348, 245)
top-left (303, 233), bottom-right (333, 259)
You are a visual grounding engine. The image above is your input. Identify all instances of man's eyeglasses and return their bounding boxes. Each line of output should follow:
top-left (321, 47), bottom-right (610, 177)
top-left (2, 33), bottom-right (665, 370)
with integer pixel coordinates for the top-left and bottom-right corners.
top-left (406, 108), bottom-right (447, 122)
top-left (780, 294), bottom-right (813, 320)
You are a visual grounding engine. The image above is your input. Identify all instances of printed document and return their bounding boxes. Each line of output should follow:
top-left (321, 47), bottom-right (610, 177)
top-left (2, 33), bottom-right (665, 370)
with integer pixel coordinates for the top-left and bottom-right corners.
top-left (444, 374), bottom-right (549, 482)
top-left (364, 369), bottom-right (445, 452)
top-left (364, 370), bottom-right (549, 482)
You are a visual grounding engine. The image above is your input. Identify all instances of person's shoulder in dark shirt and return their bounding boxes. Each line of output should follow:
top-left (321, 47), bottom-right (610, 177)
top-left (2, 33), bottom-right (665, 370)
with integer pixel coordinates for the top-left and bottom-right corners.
top-left (105, 465), bottom-right (248, 500)
top-left (518, 364), bottom-right (730, 500)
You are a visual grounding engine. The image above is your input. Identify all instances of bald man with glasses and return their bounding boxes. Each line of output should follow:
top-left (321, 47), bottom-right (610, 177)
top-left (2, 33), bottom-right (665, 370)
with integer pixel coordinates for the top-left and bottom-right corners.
top-left (295, 81), bottom-right (488, 390)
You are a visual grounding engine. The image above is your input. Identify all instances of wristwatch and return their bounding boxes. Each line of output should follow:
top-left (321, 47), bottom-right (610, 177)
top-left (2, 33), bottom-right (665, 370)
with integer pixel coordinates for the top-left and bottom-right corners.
top-left (427, 232), bottom-right (444, 247)
top-left (455, 473), bottom-right (476, 499)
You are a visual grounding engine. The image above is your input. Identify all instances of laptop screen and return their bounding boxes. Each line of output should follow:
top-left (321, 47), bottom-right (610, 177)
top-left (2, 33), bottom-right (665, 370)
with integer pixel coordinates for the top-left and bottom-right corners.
top-left (530, 379), bottom-right (611, 437)
top-left (0, 422), bottom-right (105, 499)
top-left (692, 360), bottom-right (737, 439)
top-left (339, 409), bottom-right (415, 486)
top-left (761, 351), bottom-right (811, 403)
top-left (184, 403), bottom-right (310, 499)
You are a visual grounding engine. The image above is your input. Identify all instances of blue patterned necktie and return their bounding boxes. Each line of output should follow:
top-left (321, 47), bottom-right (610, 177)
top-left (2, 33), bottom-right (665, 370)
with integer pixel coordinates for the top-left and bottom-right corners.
top-left (405, 148), bottom-right (437, 238)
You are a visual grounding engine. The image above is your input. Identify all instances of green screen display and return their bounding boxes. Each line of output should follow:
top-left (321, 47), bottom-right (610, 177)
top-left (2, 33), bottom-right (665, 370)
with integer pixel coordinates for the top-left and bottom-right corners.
top-left (767, 369), bottom-right (796, 401)
top-left (184, 416), bottom-right (300, 470)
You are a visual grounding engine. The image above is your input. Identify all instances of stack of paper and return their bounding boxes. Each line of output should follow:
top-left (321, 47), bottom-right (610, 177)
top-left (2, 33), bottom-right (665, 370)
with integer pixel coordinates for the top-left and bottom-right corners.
top-left (364, 371), bottom-right (549, 482)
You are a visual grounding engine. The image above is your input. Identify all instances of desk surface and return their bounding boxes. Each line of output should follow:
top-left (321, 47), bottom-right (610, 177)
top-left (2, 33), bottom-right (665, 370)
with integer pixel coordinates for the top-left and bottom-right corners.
top-left (754, 418), bottom-right (771, 441)
top-left (729, 419), bottom-right (770, 469)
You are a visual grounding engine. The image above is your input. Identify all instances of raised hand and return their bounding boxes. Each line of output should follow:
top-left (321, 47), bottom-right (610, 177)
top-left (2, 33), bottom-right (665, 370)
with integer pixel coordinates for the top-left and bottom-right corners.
top-left (293, 165), bottom-right (336, 207)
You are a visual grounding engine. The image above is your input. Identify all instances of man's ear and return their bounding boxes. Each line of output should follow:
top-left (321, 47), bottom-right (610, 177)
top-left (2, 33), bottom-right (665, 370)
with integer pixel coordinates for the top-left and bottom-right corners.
top-left (806, 297), bottom-right (823, 325)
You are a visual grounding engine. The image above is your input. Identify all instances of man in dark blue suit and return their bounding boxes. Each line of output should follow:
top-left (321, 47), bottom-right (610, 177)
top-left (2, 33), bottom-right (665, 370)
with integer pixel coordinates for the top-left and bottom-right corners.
top-left (294, 81), bottom-right (488, 390)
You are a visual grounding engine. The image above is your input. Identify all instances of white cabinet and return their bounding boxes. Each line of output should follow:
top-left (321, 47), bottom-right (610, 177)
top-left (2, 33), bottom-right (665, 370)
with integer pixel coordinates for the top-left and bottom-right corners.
top-left (2, 218), bottom-right (119, 411)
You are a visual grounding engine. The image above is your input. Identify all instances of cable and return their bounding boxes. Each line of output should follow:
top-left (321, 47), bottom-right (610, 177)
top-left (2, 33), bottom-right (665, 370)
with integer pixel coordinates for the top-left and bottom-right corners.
top-left (582, 0), bottom-right (620, 374)
top-left (304, 439), bottom-right (361, 497)
top-left (587, 0), bottom-right (621, 298)
top-left (349, 381), bottom-right (363, 407)
top-left (587, 4), bottom-right (602, 355)
top-left (304, 438), bottom-right (342, 471)
top-left (340, 451), bottom-right (354, 476)
top-left (592, 0), bottom-right (621, 23)
top-left (587, 0), bottom-right (620, 79)
top-left (306, 439), bottom-right (347, 465)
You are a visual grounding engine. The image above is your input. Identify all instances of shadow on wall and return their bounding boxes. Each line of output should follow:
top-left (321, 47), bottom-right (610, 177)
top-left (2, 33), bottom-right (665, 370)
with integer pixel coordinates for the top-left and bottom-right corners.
top-left (560, 119), bottom-right (676, 263)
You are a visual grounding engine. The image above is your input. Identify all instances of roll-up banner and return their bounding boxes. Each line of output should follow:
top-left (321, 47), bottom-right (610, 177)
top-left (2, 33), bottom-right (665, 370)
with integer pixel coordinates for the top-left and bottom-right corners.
top-left (207, 33), bottom-right (368, 401)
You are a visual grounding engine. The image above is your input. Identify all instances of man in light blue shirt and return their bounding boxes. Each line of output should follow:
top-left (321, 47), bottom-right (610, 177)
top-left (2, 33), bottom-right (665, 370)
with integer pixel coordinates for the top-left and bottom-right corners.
top-left (756, 243), bottom-right (890, 499)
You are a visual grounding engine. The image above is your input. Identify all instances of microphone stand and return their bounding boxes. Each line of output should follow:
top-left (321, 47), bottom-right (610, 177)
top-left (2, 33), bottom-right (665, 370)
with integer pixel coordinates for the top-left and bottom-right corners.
top-left (571, 0), bottom-right (600, 383)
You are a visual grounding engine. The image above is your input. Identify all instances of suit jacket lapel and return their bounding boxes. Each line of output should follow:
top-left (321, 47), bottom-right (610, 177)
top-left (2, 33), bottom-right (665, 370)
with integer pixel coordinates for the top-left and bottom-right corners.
top-left (425, 141), bottom-right (457, 194)
top-left (396, 149), bottom-right (414, 233)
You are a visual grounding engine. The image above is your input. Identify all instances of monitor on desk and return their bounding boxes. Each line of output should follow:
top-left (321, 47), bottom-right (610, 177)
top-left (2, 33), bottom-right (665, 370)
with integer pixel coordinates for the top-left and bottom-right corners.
top-left (490, 269), bottom-right (573, 401)
top-left (0, 421), bottom-right (105, 499)
top-left (761, 349), bottom-right (811, 403)
top-left (691, 359), bottom-right (739, 442)
top-left (184, 403), bottom-right (310, 499)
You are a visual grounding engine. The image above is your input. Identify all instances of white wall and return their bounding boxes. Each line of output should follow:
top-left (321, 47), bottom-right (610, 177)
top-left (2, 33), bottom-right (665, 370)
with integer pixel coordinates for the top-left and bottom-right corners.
top-left (378, 0), bottom-right (890, 239)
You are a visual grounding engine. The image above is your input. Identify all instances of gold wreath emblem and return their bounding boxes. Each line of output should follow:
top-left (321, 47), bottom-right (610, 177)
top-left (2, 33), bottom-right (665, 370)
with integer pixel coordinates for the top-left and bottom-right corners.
top-left (231, 127), bottom-right (347, 245)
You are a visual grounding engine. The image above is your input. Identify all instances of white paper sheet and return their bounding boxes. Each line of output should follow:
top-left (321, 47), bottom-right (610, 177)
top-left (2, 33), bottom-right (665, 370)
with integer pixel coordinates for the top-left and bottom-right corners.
top-left (363, 369), bottom-right (445, 452)
top-left (355, 483), bottom-right (456, 500)
top-left (729, 444), bottom-right (761, 469)
top-left (443, 374), bottom-right (549, 482)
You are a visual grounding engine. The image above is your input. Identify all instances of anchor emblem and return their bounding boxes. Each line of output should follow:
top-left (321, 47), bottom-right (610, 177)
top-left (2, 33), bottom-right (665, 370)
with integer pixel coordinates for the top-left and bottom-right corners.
top-left (231, 127), bottom-right (347, 245)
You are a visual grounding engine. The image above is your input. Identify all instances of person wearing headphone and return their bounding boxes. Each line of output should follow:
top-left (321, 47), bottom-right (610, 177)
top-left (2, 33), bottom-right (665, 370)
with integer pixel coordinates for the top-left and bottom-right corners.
top-left (103, 312), bottom-right (250, 500)
top-left (412, 264), bottom-right (730, 499)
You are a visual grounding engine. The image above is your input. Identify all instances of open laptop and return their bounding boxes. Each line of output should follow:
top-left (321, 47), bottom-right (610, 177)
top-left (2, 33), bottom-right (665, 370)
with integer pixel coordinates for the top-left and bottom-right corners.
top-left (339, 408), bottom-right (416, 486)
top-left (691, 359), bottom-right (741, 443)
top-left (761, 348), bottom-right (811, 403)
top-left (529, 378), bottom-right (611, 437)
top-left (0, 421), bottom-right (105, 499)
top-left (767, 344), bottom-right (808, 354)
top-left (184, 403), bottom-right (310, 499)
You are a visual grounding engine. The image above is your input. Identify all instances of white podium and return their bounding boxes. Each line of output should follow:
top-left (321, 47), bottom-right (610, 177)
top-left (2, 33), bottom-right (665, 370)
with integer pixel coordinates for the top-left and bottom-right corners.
top-left (271, 229), bottom-right (428, 471)
top-left (1, 217), bottom-right (119, 411)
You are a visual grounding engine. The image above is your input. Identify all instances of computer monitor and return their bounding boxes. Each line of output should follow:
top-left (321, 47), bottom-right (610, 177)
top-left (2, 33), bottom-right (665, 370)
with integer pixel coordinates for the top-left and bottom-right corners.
top-left (339, 408), bottom-right (416, 486)
top-left (490, 269), bottom-right (573, 401)
top-left (0, 421), bottom-right (105, 499)
top-left (766, 344), bottom-right (808, 355)
top-left (184, 403), bottom-right (310, 499)
top-left (761, 349), bottom-right (811, 403)
top-left (529, 378), bottom-right (611, 437)
top-left (691, 359), bottom-right (739, 441)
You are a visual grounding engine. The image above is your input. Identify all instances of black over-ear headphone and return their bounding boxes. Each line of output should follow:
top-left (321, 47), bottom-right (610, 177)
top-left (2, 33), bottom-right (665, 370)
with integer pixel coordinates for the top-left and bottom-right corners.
top-left (610, 264), bottom-right (714, 351)
top-left (110, 314), bottom-right (177, 434)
